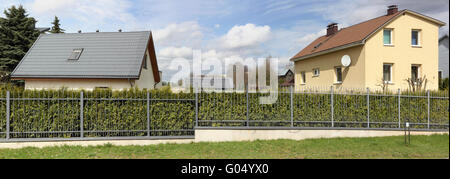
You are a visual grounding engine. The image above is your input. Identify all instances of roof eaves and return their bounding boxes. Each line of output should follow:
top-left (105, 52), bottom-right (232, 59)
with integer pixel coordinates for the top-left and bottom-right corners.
top-left (10, 34), bottom-right (44, 76)
top-left (291, 40), bottom-right (364, 62)
top-left (10, 75), bottom-right (140, 79)
top-left (404, 10), bottom-right (446, 26)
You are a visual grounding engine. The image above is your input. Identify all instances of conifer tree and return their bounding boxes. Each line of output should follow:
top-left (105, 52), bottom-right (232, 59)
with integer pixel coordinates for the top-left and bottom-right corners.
top-left (0, 5), bottom-right (40, 80)
top-left (49, 16), bottom-right (65, 34)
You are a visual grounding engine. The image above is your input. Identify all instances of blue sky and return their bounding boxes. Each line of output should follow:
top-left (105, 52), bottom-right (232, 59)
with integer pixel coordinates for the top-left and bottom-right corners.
top-left (1, 0), bottom-right (449, 81)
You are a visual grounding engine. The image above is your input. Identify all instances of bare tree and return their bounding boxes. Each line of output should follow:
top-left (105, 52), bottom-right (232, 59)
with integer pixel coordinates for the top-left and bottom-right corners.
top-left (405, 75), bottom-right (427, 92)
top-left (376, 78), bottom-right (390, 92)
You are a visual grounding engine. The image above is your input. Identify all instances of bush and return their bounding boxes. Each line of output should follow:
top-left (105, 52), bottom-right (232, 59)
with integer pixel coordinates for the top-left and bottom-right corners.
top-left (0, 87), bottom-right (448, 139)
top-left (440, 78), bottom-right (449, 90)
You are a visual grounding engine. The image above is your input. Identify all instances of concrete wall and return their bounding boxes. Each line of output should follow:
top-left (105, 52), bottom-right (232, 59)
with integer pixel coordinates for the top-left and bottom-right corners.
top-left (294, 45), bottom-right (366, 90)
top-left (1, 129), bottom-right (447, 149)
top-left (365, 12), bottom-right (441, 90)
top-left (195, 129), bottom-right (448, 142)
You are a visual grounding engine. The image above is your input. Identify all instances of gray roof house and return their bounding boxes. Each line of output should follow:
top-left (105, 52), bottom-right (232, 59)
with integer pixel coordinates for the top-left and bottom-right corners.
top-left (36, 27), bottom-right (50, 33)
top-left (439, 34), bottom-right (449, 79)
top-left (11, 31), bottom-right (161, 90)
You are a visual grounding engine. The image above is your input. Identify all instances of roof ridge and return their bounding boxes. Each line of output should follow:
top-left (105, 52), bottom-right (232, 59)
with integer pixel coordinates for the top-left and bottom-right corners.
top-left (291, 10), bottom-right (409, 61)
top-left (42, 30), bottom-right (152, 35)
top-left (339, 10), bottom-right (405, 30)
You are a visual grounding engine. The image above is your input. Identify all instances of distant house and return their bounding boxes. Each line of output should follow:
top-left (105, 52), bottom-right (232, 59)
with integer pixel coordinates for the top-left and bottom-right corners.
top-left (439, 34), bottom-right (449, 79)
top-left (290, 5), bottom-right (446, 90)
top-left (11, 31), bottom-right (162, 90)
top-left (279, 69), bottom-right (294, 87)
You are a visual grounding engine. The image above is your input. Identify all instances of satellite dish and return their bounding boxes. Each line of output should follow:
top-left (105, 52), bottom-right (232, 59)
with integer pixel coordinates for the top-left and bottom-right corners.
top-left (341, 55), bottom-right (351, 67)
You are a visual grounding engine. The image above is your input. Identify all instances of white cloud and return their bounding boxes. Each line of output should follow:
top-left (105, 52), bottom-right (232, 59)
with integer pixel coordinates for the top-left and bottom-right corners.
top-left (159, 46), bottom-right (193, 58)
top-left (153, 21), bottom-right (203, 48)
top-left (297, 29), bottom-right (326, 47)
top-left (23, 0), bottom-right (136, 32)
top-left (219, 24), bottom-right (271, 49)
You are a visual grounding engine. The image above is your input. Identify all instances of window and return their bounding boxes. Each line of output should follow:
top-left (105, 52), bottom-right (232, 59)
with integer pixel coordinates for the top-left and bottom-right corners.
top-left (438, 71), bottom-right (443, 81)
top-left (300, 71), bottom-right (306, 84)
top-left (383, 64), bottom-right (392, 82)
top-left (68, 48), bottom-right (83, 60)
top-left (411, 30), bottom-right (420, 46)
top-left (313, 68), bottom-right (320, 77)
top-left (143, 54), bottom-right (148, 69)
top-left (383, 29), bottom-right (392, 45)
top-left (411, 65), bottom-right (420, 82)
top-left (335, 67), bottom-right (343, 83)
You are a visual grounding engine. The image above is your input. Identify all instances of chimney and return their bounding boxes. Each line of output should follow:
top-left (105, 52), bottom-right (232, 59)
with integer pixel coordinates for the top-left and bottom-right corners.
top-left (387, 5), bottom-right (398, 15)
top-left (118, 29), bottom-right (122, 32)
top-left (326, 23), bottom-right (338, 36)
top-left (78, 30), bottom-right (82, 33)
top-left (96, 29), bottom-right (100, 32)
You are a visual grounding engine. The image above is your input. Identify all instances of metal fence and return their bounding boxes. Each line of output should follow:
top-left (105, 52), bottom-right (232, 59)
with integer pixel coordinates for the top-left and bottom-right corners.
top-left (0, 90), bottom-right (196, 142)
top-left (0, 87), bottom-right (448, 142)
top-left (196, 86), bottom-right (449, 130)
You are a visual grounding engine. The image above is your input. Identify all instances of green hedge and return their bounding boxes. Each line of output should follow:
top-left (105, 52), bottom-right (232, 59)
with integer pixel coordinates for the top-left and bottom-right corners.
top-left (0, 87), bottom-right (448, 139)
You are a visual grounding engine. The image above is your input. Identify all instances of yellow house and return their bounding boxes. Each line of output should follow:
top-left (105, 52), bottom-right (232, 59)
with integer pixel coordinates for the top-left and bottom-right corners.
top-left (290, 5), bottom-right (446, 91)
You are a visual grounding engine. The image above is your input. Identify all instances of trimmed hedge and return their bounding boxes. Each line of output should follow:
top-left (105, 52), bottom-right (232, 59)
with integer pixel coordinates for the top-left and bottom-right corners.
top-left (0, 87), bottom-right (448, 139)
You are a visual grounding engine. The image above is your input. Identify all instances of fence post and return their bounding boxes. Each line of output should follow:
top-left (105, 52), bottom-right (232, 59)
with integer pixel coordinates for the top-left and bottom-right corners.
top-left (80, 91), bottom-right (84, 138)
top-left (398, 89), bottom-right (401, 129)
top-left (290, 86), bottom-right (293, 128)
top-left (330, 86), bottom-right (334, 128)
top-left (6, 91), bottom-right (10, 140)
top-left (246, 88), bottom-right (249, 127)
top-left (195, 91), bottom-right (199, 128)
top-left (147, 92), bottom-right (150, 137)
top-left (427, 90), bottom-right (430, 129)
top-left (367, 88), bottom-right (370, 128)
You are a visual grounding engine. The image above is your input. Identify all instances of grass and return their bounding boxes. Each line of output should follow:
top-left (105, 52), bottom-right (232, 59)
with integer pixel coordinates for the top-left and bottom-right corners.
top-left (0, 134), bottom-right (448, 159)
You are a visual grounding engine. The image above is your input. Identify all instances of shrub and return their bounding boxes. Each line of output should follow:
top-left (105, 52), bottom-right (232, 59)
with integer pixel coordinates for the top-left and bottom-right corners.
top-left (0, 87), bottom-right (448, 139)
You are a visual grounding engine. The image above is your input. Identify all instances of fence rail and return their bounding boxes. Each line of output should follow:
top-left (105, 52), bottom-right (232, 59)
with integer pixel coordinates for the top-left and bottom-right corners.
top-left (0, 87), bottom-right (449, 142)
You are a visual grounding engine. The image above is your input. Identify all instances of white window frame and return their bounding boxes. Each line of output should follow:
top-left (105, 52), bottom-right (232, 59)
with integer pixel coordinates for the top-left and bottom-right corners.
top-left (313, 68), bottom-right (320, 77)
top-left (143, 54), bottom-right (148, 69)
top-left (300, 71), bottom-right (306, 85)
top-left (68, 48), bottom-right (83, 60)
top-left (411, 29), bottom-right (421, 47)
top-left (411, 64), bottom-right (421, 83)
top-left (383, 64), bottom-right (393, 83)
top-left (335, 67), bottom-right (343, 84)
top-left (383, 29), bottom-right (393, 46)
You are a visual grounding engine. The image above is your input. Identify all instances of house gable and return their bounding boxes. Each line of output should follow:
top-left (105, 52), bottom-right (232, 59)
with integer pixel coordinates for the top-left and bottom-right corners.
top-left (291, 9), bottom-right (445, 62)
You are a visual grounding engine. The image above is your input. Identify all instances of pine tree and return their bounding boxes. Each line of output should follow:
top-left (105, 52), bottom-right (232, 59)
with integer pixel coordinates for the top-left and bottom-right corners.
top-left (49, 16), bottom-right (65, 34)
top-left (0, 5), bottom-right (40, 80)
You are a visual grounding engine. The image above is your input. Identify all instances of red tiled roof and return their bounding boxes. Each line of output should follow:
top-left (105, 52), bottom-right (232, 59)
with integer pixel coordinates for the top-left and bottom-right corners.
top-left (290, 10), bottom-right (405, 61)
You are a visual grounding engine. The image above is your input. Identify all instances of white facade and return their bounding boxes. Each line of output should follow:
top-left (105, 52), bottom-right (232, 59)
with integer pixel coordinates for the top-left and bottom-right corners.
top-left (439, 35), bottom-right (449, 79)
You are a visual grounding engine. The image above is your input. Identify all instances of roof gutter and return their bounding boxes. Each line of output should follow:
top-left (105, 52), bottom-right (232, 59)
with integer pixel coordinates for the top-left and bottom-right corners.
top-left (11, 75), bottom-right (140, 79)
top-left (290, 41), bottom-right (364, 62)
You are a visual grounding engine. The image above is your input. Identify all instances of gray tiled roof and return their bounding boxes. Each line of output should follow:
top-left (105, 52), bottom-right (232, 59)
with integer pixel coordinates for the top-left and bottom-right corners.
top-left (11, 31), bottom-right (151, 79)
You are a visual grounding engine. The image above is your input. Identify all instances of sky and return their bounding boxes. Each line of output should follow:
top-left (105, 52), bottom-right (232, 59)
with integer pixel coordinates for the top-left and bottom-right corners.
top-left (1, 0), bottom-right (449, 81)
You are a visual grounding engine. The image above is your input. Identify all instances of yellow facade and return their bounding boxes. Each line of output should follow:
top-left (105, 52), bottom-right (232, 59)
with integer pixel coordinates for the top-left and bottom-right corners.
top-left (294, 12), bottom-right (442, 91)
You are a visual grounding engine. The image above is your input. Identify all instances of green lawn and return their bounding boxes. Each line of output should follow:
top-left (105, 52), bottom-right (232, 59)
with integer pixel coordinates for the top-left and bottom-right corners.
top-left (0, 134), bottom-right (448, 159)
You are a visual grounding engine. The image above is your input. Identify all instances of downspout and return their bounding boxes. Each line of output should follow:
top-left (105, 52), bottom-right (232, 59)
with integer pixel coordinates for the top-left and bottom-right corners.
top-left (128, 78), bottom-right (134, 88)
